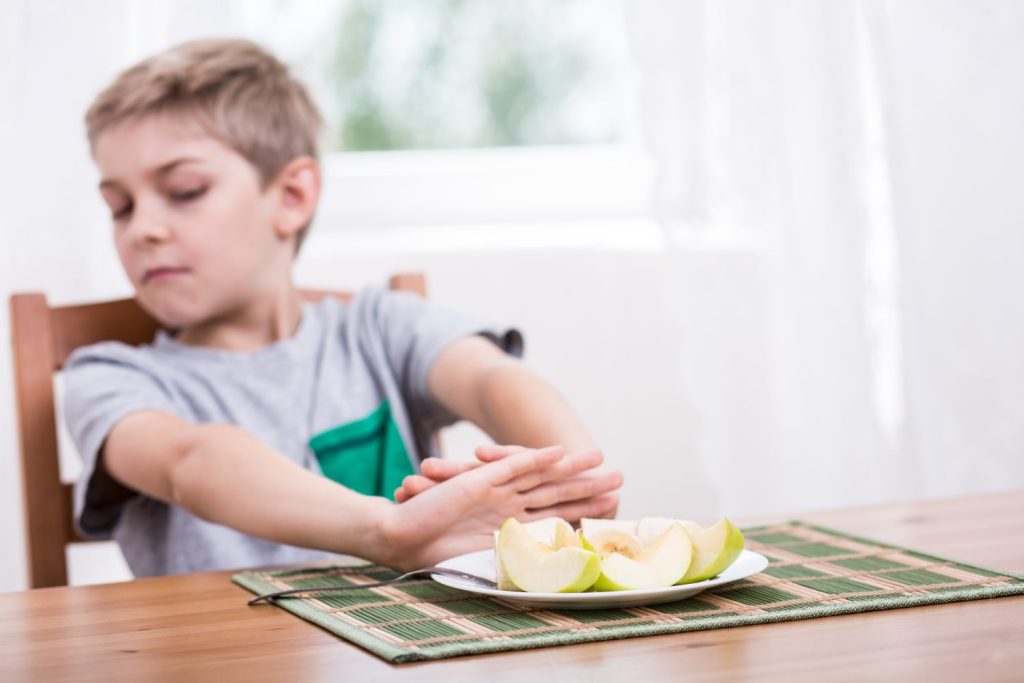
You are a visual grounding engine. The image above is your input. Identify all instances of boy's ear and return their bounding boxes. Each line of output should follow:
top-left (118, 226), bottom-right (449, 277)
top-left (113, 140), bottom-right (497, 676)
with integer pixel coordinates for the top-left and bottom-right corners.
top-left (271, 156), bottom-right (321, 241)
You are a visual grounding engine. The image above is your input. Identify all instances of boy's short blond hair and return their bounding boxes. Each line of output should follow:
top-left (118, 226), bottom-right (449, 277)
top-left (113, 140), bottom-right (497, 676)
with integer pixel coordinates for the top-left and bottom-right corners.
top-left (86, 38), bottom-right (323, 249)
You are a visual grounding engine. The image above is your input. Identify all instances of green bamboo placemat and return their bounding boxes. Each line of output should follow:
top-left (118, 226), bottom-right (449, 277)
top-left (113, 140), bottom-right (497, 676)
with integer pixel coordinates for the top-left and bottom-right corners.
top-left (233, 521), bottom-right (1024, 663)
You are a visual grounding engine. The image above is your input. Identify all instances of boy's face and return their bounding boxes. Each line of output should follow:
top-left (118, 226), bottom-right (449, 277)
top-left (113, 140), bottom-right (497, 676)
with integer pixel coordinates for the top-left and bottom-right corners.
top-left (93, 115), bottom-right (294, 329)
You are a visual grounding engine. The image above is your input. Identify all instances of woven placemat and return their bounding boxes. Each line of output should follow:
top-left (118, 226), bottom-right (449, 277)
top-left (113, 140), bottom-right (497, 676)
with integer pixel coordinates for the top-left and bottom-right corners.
top-left (233, 521), bottom-right (1024, 663)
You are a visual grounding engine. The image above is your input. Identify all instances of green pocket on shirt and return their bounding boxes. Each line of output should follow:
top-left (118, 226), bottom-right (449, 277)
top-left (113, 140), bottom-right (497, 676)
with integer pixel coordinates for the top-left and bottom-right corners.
top-left (309, 401), bottom-right (415, 500)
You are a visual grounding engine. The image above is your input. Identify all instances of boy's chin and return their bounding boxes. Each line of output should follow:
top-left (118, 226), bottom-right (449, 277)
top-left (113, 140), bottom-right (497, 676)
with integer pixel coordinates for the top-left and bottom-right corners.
top-left (135, 296), bottom-right (208, 332)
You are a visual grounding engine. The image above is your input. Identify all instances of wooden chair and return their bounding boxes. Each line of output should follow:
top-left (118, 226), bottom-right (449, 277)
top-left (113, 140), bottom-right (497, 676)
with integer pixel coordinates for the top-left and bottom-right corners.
top-left (9, 273), bottom-right (427, 588)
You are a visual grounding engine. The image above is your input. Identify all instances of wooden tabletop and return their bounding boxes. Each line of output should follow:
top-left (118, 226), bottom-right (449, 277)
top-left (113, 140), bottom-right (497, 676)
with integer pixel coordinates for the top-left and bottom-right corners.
top-left (1, 491), bottom-right (1022, 682)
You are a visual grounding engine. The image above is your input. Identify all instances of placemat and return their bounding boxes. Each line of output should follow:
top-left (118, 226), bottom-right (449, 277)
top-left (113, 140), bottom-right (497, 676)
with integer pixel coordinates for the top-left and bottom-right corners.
top-left (233, 521), bottom-right (1024, 663)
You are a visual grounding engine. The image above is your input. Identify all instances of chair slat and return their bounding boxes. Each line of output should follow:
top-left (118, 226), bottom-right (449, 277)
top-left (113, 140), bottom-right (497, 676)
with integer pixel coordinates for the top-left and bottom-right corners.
top-left (10, 293), bottom-right (69, 587)
top-left (51, 299), bottom-right (160, 369)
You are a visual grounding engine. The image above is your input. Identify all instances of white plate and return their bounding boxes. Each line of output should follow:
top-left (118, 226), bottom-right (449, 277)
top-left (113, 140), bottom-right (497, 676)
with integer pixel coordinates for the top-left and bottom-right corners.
top-left (432, 549), bottom-right (769, 610)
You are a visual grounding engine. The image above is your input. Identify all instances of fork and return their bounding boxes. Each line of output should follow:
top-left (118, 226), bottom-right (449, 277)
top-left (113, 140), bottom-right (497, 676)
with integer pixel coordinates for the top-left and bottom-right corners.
top-left (247, 567), bottom-right (498, 605)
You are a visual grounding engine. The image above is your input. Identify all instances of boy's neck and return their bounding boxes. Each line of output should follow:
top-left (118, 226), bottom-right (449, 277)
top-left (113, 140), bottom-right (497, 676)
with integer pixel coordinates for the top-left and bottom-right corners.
top-left (174, 286), bottom-right (305, 351)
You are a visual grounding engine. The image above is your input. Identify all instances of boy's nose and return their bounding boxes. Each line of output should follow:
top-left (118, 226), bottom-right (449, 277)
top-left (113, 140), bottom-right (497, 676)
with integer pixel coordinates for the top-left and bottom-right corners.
top-left (127, 216), bottom-right (172, 245)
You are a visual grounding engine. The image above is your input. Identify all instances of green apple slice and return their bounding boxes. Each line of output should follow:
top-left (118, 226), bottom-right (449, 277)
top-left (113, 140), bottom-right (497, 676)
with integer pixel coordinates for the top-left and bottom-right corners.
top-left (585, 529), bottom-right (644, 558)
top-left (677, 518), bottom-right (745, 583)
top-left (497, 518), bottom-right (601, 593)
top-left (523, 517), bottom-right (570, 544)
top-left (580, 517), bottom-right (639, 537)
top-left (590, 523), bottom-right (693, 591)
top-left (552, 519), bottom-right (580, 549)
top-left (636, 517), bottom-right (702, 546)
top-left (494, 530), bottom-right (516, 590)
top-left (494, 517), bottom-right (579, 589)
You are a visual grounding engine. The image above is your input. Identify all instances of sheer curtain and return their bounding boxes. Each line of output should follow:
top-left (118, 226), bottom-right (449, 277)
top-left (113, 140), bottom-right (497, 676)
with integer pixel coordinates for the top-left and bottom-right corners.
top-left (629, 0), bottom-right (1024, 515)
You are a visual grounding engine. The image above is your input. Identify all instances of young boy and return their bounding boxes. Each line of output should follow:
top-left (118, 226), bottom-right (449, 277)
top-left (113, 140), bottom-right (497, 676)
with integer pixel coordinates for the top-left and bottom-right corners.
top-left (63, 38), bottom-right (621, 578)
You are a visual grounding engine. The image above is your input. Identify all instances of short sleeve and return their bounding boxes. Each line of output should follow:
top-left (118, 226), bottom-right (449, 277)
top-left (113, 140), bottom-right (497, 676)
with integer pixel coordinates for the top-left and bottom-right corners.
top-left (369, 289), bottom-right (524, 430)
top-left (62, 343), bottom-right (179, 538)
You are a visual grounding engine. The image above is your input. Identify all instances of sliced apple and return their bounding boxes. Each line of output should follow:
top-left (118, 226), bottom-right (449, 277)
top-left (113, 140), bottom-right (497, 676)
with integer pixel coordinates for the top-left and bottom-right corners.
top-left (494, 530), bottom-right (516, 590)
top-left (494, 517), bottom-right (579, 589)
top-left (677, 518), bottom-right (745, 583)
top-left (637, 517), bottom-right (702, 546)
top-left (589, 523), bottom-right (693, 591)
top-left (585, 529), bottom-right (644, 558)
top-left (496, 518), bottom-right (601, 593)
top-left (524, 517), bottom-right (570, 544)
top-left (580, 517), bottom-right (639, 537)
top-left (552, 519), bottom-right (581, 549)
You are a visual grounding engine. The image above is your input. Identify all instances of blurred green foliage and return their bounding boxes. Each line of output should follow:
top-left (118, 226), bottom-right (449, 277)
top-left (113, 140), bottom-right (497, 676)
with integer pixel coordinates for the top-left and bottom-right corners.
top-left (328, 0), bottom-right (617, 151)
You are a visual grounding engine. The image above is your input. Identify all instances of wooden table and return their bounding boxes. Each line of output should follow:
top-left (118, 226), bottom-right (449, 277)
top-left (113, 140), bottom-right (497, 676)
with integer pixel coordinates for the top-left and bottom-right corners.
top-left (1, 491), bottom-right (1022, 682)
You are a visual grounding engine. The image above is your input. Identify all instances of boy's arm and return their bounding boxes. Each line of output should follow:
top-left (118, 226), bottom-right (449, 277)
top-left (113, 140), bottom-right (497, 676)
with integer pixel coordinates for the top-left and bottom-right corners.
top-left (104, 411), bottom-right (394, 560)
top-left (421, 335), bottom-right (620, 517)
top-left (428, 336), bottom-right (598, 451)
top-left (101, 410), bottom-right (614, 569)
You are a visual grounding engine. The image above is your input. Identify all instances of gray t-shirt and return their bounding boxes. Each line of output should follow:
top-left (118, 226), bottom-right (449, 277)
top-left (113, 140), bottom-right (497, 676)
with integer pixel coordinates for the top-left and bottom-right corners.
top-left (62, 288), bottom-right (522, 577)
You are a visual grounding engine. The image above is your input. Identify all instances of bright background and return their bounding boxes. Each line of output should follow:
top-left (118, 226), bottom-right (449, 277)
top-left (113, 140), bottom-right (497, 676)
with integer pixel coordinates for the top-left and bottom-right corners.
top-left (1, 0), bottom-right (1022, 591)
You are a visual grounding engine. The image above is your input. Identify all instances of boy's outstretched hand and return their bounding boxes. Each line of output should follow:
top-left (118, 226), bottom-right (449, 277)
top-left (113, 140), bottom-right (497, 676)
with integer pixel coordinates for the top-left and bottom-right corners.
top-left (393, 444), bottom-right (530, 502)
top-left (395, 444), bottom-right (621, 514)
top-left (382, 446), bottom-right (622, 571)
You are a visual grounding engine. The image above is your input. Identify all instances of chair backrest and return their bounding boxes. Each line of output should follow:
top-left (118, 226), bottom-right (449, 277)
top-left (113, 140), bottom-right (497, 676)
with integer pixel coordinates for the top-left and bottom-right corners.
top-left (9, 273), bottom-right (427, 588)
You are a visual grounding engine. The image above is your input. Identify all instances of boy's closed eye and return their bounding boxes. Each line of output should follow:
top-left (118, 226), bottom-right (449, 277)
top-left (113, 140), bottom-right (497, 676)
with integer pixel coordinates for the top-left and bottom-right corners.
top-left (100, 189), bottom-right (132, 220)
top-left (100, 185), bottom-right (207, 221)
top-left (168, 186), bottom-right (207, 203)
top-left (163, 167), bottom-right (210, 203)
top-left (174, 187), bottom-right (206, 199)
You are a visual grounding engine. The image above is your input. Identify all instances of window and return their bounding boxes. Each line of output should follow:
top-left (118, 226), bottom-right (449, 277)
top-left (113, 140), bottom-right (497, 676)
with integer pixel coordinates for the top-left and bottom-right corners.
top-left (118, 0), bottom-right (653, 232)
top-left (271, 0), bottom-right (653, 232)
top-left (322, 0), bottom-right (630, 152)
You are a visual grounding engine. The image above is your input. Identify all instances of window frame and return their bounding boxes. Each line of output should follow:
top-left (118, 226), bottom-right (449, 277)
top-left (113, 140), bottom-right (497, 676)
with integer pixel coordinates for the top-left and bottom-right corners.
top-left (313, 142), bottom-right (657, 233)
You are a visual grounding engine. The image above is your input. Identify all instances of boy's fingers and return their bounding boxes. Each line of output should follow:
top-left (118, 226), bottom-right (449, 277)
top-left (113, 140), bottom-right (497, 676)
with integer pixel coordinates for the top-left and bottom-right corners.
top-left (415, 448), bottom-right (595, 489)
top-left (474, 444), bottom-right (527, 462)
top-left (408, 448), bottom-right (595, 498)
top-left (507, 449), bottom-right (604, 493)
top-left (420, 458), bottom-right (477, 480)
top-left (521, 470), bottom-right (624, 510)
top-left (393, 487), bottom-right (408, 503)
top-left (482, 446), bottom-right (564, 486)
top-left (563, 449), bottom-right (605, 475)
top-left (523, 492), bottom-right (621, 525)
top-left (401, 474), bottom-right (438, 496)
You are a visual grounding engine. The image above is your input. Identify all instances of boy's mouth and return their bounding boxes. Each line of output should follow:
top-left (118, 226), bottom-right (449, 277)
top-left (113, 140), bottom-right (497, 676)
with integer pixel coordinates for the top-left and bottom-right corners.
top-left (143, 267), bottom-right (189, 284)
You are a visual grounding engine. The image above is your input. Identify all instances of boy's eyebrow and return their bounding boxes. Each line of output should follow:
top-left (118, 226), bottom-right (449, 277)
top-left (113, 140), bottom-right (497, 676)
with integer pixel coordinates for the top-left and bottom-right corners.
top-left (99, 157), bottom-right (204, 190)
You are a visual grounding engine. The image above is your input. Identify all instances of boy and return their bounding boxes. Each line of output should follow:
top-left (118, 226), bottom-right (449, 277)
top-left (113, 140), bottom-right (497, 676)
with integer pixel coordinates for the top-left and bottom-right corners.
top-left (63, 38), bottom-right (621, 578)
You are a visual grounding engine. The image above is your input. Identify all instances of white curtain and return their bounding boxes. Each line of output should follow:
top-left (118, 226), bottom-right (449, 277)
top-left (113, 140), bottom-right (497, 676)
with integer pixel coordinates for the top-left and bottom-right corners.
top-left (629, 0), bottom-right (1024, 515)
